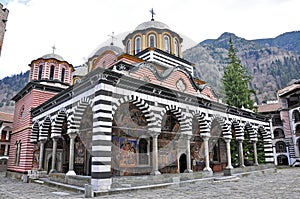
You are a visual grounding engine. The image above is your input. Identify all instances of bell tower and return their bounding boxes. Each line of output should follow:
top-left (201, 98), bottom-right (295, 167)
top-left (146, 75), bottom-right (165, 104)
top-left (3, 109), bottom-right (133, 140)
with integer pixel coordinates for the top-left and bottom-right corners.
top-left (0, 3), bottom-right (9, 57)
top-left (8, 53), bottom-right (74, 173)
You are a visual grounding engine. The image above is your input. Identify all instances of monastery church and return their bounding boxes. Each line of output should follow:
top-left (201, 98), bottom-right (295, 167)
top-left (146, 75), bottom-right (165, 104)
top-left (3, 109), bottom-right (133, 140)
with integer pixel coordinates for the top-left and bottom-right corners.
top-left (7, 13), bottom-right (273, 191)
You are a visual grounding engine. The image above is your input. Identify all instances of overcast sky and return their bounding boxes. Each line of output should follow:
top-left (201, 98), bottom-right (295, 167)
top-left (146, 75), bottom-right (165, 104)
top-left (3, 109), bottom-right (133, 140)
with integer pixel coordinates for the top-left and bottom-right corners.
top-left (0, 0), bottom-right (299, 79)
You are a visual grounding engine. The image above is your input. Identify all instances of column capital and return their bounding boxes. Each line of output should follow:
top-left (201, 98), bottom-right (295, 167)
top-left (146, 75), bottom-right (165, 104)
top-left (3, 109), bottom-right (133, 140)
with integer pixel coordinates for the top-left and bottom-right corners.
top-left (51, 136), bottom-right (60, 141)
top-left (39, 139), bottom-right (47, 143)
top-left (68, 132), bottom-right (77, 139)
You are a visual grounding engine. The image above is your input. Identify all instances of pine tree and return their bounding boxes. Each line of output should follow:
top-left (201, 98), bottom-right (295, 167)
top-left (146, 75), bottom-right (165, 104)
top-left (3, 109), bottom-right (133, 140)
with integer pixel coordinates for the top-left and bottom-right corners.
top-left (222, 37), bottom-right (254, 109)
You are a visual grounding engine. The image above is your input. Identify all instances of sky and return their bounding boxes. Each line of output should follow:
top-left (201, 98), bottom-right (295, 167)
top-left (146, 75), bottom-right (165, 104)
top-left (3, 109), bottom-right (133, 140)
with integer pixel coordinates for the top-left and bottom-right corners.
top-left (0, 0), bottom-right (299, 79)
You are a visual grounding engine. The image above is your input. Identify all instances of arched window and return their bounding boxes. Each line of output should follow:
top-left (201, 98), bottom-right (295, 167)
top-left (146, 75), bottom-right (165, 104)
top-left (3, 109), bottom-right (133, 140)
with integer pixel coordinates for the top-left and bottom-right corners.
top-left (293, 110), bottom-right (300, 123)
top-left (138, 138), bottom-right (148, 165)
top-left (50, 65), bottom-right (55, 80)
top-left (15, 140), bottom-right (21, 165)
top-left (148, 34), bottom-right (156, 48)
top-left (174, 39), bottom-right (179, 56)
top-left (61, 68), bottom-right (65, 82)
top-left (135, 37), bottom-right (141, 54)
top-left (272, 115), bottom-right (282, 126)
top-left (164, 35), bottom-right (170, 53)
top-left (296, 124), bottom-right (300, 136)
top-left (38, 65), bottom-right (43, 80)
top-left (273, 128), bottom-right (285, 139)
top-left (127, 40), bottom-right (131, 54)
top-left (275, 141), bottom-right (287, 153)
top-left (19, 105), bottom-right (25, 119)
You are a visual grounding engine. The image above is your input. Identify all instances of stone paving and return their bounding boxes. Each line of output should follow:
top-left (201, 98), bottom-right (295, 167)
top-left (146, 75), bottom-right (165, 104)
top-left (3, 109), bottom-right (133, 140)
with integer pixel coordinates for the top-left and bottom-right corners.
top-left (0, 167), bottom-right (300, 199)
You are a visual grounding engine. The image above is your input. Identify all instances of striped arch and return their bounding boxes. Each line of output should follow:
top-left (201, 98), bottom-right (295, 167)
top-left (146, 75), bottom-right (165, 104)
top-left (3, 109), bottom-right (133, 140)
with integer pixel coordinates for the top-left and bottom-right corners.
top-left (51, 109), bottom-right (68, 138)
top-left (244, 122), bottom-right (257, 141)
top-left (210, 115), bottom-right (231, 139)
top-left (30, 121), bottom-right (40, 143)
top-left (112, 95), bottom-right (156, 131)
top-left (231, 119), bottom-right (244, 140)
top-left (191, 110), bottom-right (210, 137)
top-left (39, 116), bottom-right (52, 141)
top-left (157, 104), bottom-right (189, 133)
top-left (257, 125), bottom-right (274, 163)
top-left (71, 97), bottom-right (93, 133)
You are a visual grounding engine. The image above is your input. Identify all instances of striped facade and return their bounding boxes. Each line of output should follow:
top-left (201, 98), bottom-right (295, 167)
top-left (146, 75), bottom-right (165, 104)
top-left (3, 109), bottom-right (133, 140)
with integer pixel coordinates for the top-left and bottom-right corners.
top-left (28, 63), bottom-right (273, 190)
top-left (10, 18), bottom-right (273, 192)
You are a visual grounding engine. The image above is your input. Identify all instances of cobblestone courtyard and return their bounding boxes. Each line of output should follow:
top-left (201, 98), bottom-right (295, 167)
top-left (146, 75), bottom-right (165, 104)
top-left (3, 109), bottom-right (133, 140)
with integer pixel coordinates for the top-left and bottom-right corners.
top-left (0, 167), bottom-right (299, 199)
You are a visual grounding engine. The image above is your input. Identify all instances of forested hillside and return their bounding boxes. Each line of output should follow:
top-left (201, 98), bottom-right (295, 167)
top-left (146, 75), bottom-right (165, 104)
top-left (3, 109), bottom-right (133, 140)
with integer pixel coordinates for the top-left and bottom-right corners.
top-left (183, 31), bottom-right (300, 104)
top-left (0, 71), bottom-right (29, 113)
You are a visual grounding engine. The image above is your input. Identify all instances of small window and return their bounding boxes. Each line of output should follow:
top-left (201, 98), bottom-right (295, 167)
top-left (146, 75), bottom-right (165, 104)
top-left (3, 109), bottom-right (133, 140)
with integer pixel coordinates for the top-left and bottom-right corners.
top-left (19, 106), bottom-right (25, 119)
top-left (127, 40), bottom-right (131, 54)
top-left (15, 140), bottom-right (22, 165)
top-left (164, 35), bottom-right (170, 53)
top-left (174, 39), bottom-right (179, 56)
top-left (50, 65), bottom-right (55, 80)
top-left (38, 65), bottom-right (43, 80)
top-left (148, 34), bottom-right (156, 48)
top-left (273, 128), bottom-right (285, 139)
top-left (275, 141), bottom-right (286, 153)
top-left (61, 68), bottom-right (65, 82)
top-left (293, 110), bottom-right (300, 123)
top-left (1, 131), bottom-right (6, 141)
top-left (135, 37), bottom-right (141, 54)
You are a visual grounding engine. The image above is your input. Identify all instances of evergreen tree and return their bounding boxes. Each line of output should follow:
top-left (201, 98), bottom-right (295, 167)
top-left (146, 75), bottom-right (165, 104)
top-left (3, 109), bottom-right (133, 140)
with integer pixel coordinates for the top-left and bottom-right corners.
top-left (222, 37), bottom-right (254, 109)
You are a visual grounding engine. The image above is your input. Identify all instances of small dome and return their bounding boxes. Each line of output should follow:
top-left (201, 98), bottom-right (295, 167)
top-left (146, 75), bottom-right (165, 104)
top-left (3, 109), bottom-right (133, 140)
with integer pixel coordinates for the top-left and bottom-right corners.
top-left (41, 53), bottom-right (64, 61)
top-left (93, 45), bottom-right (123, 57)
top-left (135, 20), bottom-right (170, 31)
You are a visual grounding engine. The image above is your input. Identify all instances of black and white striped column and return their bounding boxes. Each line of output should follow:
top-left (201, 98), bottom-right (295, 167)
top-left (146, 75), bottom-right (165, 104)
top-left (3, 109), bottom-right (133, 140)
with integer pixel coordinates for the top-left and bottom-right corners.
top-left (91, 80), bottom-right (114, 191)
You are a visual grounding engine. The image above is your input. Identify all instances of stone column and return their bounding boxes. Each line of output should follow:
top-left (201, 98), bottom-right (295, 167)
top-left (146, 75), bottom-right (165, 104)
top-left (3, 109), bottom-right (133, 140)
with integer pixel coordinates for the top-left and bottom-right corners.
top-left (223, 138), bottom-right (233, 176)
top-left (203, 136), bottom-right (212, 173)
top-left (38, 139), bottom-right (46, 170)
top-left (237, 139), bottom-right (245, 167)
top-left (151, 134), bottom-right (161, 175)
top-left (253, 141), bottom-right (259, 166)
top-left (225, 138), bottom-right (233, 169)
top-left (184, 135), bottom-right (193, 173)
top-left (66, 133), bottom-right (77, 176)
top-left (50, 137), bottom-right (59, 173)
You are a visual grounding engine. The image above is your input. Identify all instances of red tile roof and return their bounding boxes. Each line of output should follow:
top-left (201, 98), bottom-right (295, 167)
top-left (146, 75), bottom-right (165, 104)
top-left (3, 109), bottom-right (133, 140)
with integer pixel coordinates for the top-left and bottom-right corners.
top-left (257, 103), bottom-right (281, 113)
top-left (278, 83), bottom-right (300, 97)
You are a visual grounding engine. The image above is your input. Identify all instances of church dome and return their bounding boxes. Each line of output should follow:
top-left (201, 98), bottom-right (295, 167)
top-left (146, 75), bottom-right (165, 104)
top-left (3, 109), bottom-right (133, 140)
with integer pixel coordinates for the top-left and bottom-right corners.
top-left (93, 45), bottom-right (123, 57)
top-left (41, 53), bottom-right (65, 61)
top-left (135, 20), bottom-right (170, 31)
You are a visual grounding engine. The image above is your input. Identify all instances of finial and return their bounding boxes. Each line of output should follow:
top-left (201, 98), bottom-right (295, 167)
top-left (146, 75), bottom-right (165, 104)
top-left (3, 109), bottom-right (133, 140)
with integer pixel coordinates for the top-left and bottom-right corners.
top-left (150, 8), bottom-right (155, 21)
top-left (108, 32), bottom-right (116, 46)
top-left (52, 45), bottom-right (56, 54)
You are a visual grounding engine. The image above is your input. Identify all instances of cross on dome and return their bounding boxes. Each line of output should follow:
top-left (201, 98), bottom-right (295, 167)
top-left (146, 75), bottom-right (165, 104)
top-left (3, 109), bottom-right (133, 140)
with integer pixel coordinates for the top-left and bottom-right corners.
top-left (52, 45), bottom-right (56, 54)
top-left (150, 8), bottom-right (155, 21)
top-left (108, 32), bottom-right (116, 45)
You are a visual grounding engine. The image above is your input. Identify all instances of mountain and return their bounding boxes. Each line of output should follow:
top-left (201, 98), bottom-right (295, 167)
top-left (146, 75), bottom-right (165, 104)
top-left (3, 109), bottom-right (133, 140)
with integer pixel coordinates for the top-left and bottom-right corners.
top-left (183, 31), bottom-right (300, 104)
top-left (0, 71), bottom-right (29, 113)
top-left (254, 31), bottom-right (300, 55)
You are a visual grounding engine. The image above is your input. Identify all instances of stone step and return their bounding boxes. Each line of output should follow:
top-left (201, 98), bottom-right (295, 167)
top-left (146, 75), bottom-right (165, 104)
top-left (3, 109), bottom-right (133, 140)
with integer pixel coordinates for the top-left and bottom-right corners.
top-left (213, 176), bottom-right (240, 183)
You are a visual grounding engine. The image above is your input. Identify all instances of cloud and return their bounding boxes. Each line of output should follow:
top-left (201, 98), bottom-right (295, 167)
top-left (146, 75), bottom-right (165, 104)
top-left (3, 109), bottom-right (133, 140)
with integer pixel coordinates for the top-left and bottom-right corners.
top-left (0, 0), bottom-right (299, 79)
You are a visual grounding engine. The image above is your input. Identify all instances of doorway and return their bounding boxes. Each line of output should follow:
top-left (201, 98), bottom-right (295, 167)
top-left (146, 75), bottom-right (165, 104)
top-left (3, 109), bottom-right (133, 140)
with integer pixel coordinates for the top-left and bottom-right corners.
top-left (179, 154), bottom-right (187, 173)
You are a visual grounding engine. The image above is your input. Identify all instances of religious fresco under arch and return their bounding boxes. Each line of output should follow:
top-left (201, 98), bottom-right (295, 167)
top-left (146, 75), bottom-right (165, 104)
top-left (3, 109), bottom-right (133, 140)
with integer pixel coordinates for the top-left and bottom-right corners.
top-left (112, 102), bottom-right (150, 175)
